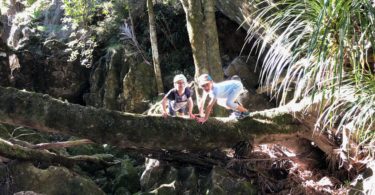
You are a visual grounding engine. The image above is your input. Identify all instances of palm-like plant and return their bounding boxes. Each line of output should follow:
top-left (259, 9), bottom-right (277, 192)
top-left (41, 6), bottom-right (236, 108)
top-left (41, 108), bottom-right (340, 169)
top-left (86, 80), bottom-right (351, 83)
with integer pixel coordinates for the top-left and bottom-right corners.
top-left (245, 0), bottom-right (375, 156)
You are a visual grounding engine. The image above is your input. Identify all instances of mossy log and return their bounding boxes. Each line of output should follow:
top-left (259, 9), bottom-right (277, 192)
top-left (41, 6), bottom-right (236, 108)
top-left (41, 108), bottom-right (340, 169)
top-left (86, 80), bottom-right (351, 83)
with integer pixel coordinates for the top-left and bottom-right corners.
top-left (0, 86), bottom-right (307, 151)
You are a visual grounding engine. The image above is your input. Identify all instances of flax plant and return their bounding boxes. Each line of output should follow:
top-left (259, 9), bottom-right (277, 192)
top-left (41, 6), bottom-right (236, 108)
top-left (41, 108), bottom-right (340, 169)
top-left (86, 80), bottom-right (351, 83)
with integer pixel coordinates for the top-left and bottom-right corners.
top-left (245, 0), bottom-right (375, 156)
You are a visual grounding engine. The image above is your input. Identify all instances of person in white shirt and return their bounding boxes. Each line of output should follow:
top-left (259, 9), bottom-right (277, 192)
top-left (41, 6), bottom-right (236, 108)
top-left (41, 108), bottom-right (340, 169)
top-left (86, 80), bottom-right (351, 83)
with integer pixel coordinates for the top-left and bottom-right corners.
top-left (196, 74), bottom-right (249, 123)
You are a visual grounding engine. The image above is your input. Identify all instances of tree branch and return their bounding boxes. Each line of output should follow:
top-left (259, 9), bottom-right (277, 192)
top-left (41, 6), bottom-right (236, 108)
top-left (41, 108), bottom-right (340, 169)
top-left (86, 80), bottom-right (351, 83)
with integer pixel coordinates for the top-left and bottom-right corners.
top-left (0, 138), bottom-right (115, 168)
top-left (32, 139), bottom-right (94, 149)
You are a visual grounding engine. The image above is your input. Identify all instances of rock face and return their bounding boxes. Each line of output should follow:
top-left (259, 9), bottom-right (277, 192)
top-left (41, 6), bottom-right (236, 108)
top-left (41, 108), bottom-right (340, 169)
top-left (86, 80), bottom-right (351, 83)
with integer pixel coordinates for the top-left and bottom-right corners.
top-left (224, 56), bottom-right (259, 89)
top-left (84, 47), bottom-right (157, 113)
top-left (122, 62), bottom-right (157, 113)
top-left (0, 162), bottom-right (105, 195)
top-left (84, 47), bottom-right (128, 110)
top-left (0, 0), bottom-right (89, 103)
top-left (8, 39), bottom-right (90, 104)
top-left (209, 166), bottom-right (256, 194)
top-left (139, 158), bottom-right (257, 194)
top-left (224, 56), bottom-right (274, 111)
top-left (0, 40), bottom-right (11, 86)
top-left (0, 0), bottom-right (157, 111)
top-left (216, 0), bottom-right (254, 31)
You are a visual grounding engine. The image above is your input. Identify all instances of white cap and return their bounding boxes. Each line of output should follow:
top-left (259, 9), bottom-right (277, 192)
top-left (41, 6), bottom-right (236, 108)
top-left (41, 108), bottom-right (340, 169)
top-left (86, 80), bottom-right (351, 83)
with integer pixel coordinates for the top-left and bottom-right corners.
top-left (197, 74), bottom-right (213, 86)
top-left (173, 74), bottom-right (187, 83)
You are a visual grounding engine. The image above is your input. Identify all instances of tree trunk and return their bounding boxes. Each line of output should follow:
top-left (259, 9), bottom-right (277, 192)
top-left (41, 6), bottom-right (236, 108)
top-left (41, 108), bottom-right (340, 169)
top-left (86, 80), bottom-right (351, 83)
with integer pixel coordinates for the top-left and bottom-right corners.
top-left (1, 86), bottom-right (364, 175)
top-left (180, 0), bottom-right (224, 81)
top-left (203, 0), bottom-right (222, 81)
top-left (0, 86), bottom-right (305, 151)
top-left (147, 0), bottom-right (164, 94)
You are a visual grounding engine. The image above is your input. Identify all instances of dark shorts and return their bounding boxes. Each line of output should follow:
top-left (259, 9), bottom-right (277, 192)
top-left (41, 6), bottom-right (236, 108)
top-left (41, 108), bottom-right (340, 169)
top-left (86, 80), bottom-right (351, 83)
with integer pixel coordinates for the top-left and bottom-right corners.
top-left (168, 101), bottom-right (187, 116)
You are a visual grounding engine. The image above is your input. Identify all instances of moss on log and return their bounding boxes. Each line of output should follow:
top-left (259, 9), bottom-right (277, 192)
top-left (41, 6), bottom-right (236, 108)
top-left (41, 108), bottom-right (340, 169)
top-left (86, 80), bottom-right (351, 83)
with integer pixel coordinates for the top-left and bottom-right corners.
top-left (0, 87), bottom-right (306, 150)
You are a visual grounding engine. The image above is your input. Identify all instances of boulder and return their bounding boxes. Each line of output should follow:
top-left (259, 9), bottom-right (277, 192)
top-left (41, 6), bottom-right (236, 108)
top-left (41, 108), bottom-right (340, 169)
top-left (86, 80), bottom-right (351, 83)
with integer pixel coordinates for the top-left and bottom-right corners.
top-left (0, 36), bottom-right (11, 86)
top-left (349, 161), bottom-right (375, 195)
top-left (0, 162), bottom-right (105, 195)
top-left (84, 47), bottom-right (127, 110)
top-left (223, 56), bottom-right (259, 89)
top-left (208, 166), bottom-right (257, 194)
top-left (224, 56), bottom-right (274, 111)
top-left (122, 62), bottom-right (157, 113)
top-left (216, 0), bottom-right (255, 32)
top-left (113, 159), bottom-right (141, 193)
top-left (9, 39), bottom-right (90, 103)
top-left (140, 158), bottom-right (178, 192)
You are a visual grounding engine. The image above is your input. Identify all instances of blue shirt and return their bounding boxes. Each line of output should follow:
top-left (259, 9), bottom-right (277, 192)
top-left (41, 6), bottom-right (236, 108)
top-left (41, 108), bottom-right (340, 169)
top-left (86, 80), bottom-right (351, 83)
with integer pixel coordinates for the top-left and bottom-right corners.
top-left (208, 80), bottom-right (242, 99)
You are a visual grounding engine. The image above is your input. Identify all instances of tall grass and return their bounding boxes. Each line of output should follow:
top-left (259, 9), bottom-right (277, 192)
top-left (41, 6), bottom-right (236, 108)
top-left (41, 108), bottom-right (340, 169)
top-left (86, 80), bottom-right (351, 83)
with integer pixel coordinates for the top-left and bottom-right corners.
top-left (245, 0), bottom-right (375, 156)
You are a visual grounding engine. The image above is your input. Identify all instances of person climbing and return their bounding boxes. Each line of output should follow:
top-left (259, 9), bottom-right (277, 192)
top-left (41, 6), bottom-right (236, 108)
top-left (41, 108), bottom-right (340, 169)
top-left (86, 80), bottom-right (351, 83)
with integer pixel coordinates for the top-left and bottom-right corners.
top-left (196, 74), bottom-right (249, 123)
top-left (162, 74), bottom-right (195, 119)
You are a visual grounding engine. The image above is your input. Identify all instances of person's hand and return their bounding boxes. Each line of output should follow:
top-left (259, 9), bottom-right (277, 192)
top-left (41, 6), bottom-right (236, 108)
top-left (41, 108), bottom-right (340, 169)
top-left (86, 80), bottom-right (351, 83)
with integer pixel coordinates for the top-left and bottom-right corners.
top-left (199, 111), bottom-right (205, 118)
top-left (162, 112), bottom-right (168, 118)
top-left (189, 113), bottom-right (196, 119)
top-left (196, 117), bottom-right (208, 124)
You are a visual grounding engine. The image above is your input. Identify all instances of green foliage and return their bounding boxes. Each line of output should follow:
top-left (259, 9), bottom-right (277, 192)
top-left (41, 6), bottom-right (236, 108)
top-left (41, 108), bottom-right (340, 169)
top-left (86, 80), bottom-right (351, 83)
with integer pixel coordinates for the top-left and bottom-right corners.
top-left (30, 7), bottom-right (42, 20)
top-left (95, 0), bottom-right (129, 44)
top-left (61, 0), bottom-right (116, 67)
top-left (62, 0), bottom-right (98, 26)
top-left (246, 0), bottom-right (375, 155)
top-left (26, 0), bottom-right (37, 6)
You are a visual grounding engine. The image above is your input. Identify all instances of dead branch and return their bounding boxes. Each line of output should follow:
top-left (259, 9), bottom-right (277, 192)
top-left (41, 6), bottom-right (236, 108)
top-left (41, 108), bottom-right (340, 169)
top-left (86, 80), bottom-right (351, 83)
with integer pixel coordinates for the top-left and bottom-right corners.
top-left (0, 138), bottom-right (115, 168)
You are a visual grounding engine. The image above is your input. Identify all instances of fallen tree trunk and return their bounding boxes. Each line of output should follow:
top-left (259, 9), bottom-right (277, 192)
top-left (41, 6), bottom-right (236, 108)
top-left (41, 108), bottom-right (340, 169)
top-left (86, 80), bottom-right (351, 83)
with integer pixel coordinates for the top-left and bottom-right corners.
top-left (0, 86), bottom-right (306, 151)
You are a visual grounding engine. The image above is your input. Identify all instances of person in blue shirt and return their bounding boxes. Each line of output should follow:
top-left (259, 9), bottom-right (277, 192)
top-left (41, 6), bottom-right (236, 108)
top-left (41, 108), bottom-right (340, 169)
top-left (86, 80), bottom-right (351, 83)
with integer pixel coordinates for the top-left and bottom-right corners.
top-left (162, 74), bottom-right (195, 119)
top-left (196, 74), bottom-right (249, 123)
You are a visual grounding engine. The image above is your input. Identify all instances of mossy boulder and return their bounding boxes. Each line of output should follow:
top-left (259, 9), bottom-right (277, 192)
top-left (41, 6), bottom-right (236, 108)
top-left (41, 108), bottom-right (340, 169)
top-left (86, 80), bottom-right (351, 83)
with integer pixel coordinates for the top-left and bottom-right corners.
top-left (0, 162), bottom-right (105, 195)
top-left (113, 159), bottom-right (141, 193)
top-left (123, 62), bottom-right (157, 113)
top-left (84, 46), bottom-right (127, 110)
top-left (140, 158), bottom-right (178, 192)
top-left (177, 166), bottom-right (198, 194)
top-left (208, 166), bottom-right (257, 195)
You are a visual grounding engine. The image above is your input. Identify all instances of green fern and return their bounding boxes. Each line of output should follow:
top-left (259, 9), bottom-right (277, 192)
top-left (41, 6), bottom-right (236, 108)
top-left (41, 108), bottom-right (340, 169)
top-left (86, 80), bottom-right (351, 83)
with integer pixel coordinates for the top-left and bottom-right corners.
top-left (246, 0), bottom-right (375, 156)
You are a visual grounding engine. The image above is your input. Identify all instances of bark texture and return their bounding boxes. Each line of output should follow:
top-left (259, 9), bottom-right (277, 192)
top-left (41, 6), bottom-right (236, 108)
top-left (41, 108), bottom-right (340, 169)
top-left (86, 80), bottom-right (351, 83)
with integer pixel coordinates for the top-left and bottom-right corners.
top-left (0, 86), bottom-right (305, 151)
top-left (180, 0), bottom-right (224, 81)
top-left (147, 0), bottom-right (164, 94)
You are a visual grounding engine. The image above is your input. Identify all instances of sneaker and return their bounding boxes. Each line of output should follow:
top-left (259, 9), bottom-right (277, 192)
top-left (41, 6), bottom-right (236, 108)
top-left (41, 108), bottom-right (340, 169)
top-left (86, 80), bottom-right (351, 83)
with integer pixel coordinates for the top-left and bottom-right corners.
top-left (237, 111), bottom-right (250, 119)
top-left (229, 111), bottom-right (241, 119)
top-left (229, 111), bottom-right (250, 119)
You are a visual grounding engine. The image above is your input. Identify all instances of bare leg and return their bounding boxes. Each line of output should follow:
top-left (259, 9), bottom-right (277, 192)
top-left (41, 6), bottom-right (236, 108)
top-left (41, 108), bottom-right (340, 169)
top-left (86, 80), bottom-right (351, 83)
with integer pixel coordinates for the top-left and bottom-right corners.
top-left (236, 105), bottom-right (248, 112)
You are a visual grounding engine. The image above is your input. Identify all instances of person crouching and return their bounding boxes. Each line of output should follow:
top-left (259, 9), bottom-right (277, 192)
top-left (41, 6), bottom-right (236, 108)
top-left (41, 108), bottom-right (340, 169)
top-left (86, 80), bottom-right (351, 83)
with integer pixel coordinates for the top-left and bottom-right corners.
top-left (162, 74), bottom-right (195, 119)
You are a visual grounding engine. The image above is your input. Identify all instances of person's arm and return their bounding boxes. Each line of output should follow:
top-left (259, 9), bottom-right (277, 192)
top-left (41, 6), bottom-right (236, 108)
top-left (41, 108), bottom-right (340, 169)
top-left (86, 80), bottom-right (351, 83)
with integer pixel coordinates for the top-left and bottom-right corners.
top-left (197, 97), bottom-right (216, 123)
top-left (161, 96), bottom-right (168, 118)
top-left (162, 89), bottom-right (173, 118)
top-left (187, 97), bottom-right (195, 119)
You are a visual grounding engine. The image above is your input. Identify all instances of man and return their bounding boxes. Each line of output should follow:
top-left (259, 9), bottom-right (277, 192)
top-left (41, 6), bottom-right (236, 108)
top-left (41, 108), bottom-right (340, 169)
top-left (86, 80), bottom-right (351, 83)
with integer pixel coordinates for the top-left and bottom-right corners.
top-left (162, 74), bottom-right (195, 118)
top-left (196, 74), bottom-right (249, 123)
